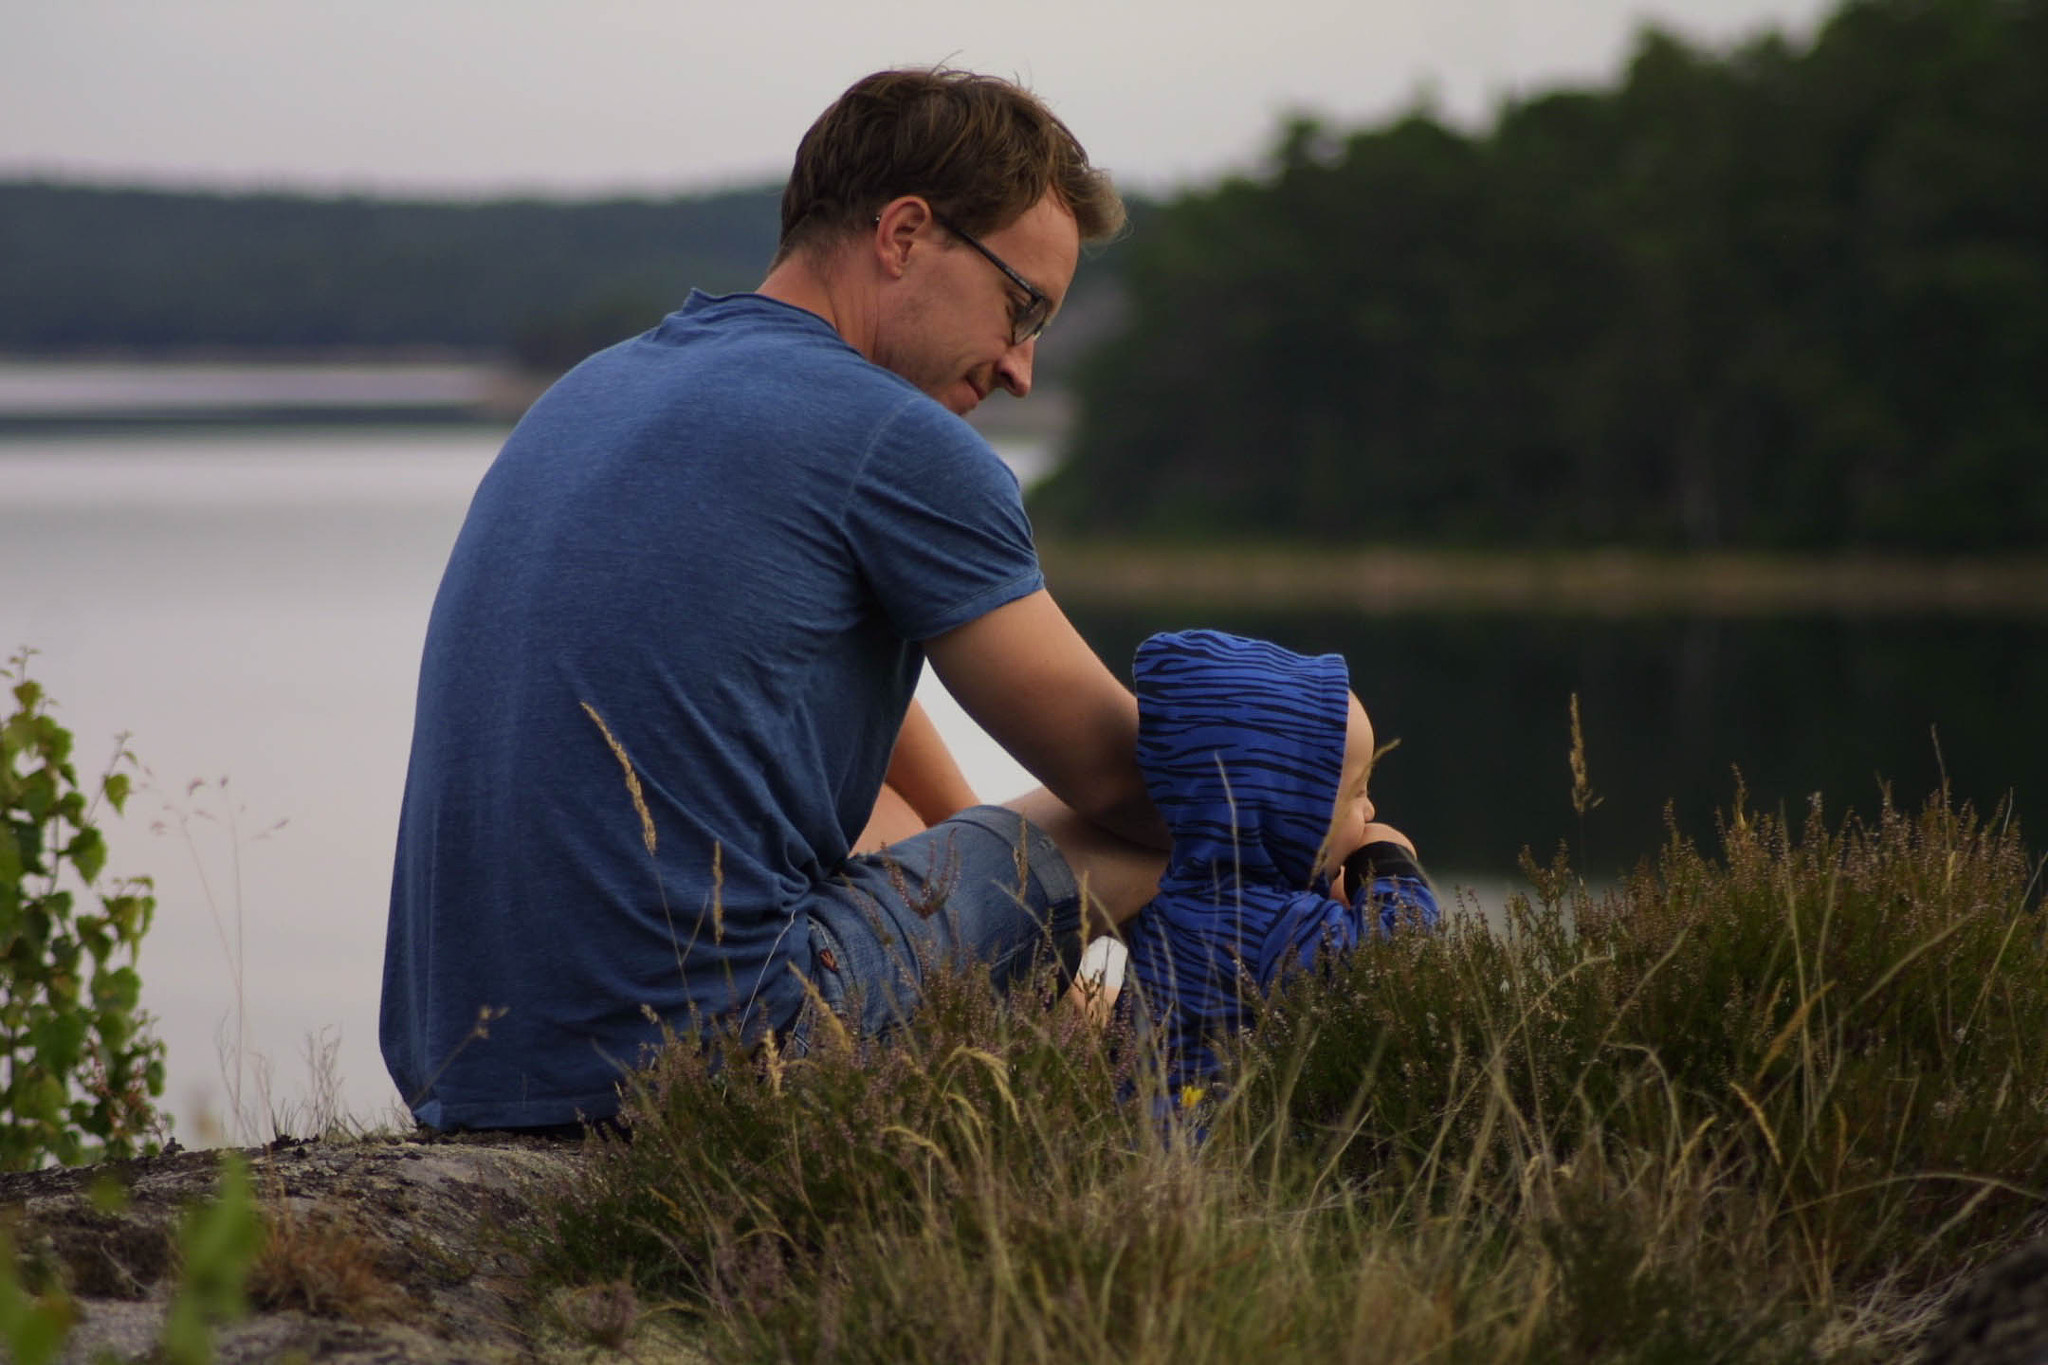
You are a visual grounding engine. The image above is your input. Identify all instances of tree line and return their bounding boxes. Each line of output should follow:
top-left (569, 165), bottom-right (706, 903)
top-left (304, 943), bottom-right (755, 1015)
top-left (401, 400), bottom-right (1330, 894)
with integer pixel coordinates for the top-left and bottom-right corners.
top-left (0, 182), bottom-right (784, 369)
top-left (0, 178), bottom-right (1139, 384)
top-left (1035, 0), bottom-right (2047, 551)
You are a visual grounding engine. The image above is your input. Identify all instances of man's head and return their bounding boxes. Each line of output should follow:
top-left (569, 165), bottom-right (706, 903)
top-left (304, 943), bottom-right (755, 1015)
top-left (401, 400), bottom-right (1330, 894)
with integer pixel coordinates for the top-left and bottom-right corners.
top-left (765, 70), bottom-right (1123, 415)
top-left (775, 68), bottom-right (1124, 266)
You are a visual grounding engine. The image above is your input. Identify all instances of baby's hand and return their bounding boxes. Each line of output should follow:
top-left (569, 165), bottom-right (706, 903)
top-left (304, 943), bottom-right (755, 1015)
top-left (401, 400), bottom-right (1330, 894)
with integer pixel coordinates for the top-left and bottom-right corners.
top-left (1359, 822), bottom-right (1417, 855)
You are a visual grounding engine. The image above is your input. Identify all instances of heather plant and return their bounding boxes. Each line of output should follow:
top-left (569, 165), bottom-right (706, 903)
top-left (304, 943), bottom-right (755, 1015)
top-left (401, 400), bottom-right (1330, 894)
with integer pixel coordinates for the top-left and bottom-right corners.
top-left (541, 965), bottom-right (1490, 1362)
top-left (534, 785), bottom-right (2044, 1363)
top-left (1247, 789), bottom-right (2047, 1298)
top-left (0, 649), bottom-right (167, 1169)
top-left (544, 966), bottom-right (1157, 1313)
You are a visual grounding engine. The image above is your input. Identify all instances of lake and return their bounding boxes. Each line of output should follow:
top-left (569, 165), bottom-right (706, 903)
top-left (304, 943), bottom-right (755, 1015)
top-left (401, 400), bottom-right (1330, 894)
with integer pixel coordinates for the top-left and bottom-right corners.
top-left (3, 416), bottom-right (2041, 1143)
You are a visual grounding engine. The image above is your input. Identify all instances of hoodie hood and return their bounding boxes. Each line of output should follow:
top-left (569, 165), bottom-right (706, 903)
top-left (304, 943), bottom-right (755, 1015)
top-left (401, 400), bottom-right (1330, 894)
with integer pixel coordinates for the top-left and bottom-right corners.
top-left (1135, 629), bottom-right (1350, 890)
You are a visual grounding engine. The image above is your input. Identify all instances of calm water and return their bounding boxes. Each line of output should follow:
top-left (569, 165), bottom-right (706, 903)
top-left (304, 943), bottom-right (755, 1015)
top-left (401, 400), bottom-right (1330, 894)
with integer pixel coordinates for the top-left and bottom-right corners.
top-left (3, 425), bottom-right (2040, 1140)
top-left (0, 424), bottom-right (1044, 1138)
top-left (1061, 607), bottom-right (2046, 881)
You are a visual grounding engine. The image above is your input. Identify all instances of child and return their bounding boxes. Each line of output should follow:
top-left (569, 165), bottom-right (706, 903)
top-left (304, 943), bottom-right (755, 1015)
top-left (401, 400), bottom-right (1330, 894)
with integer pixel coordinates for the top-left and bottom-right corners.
top-left (1094, 629), bottom-right (1438, 1086)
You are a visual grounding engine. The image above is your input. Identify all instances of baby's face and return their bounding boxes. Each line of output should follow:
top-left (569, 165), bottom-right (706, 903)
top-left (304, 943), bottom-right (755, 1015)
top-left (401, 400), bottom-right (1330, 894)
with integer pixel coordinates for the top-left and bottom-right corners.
top-left (1326, 691), bottom-right (1378, 856)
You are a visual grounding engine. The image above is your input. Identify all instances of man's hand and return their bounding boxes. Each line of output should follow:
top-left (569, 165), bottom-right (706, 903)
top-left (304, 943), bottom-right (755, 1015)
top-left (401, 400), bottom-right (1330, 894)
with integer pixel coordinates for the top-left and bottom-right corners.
top-left (925, 589), bottom-right (1168, 851)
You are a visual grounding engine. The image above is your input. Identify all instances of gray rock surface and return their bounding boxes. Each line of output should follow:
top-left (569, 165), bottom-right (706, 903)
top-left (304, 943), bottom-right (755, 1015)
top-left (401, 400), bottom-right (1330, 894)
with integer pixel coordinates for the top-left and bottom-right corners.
top-left (1918, 1240), bottom-right (2048, 1365)
top-left (0, 1132), bottom-right (693, 1363)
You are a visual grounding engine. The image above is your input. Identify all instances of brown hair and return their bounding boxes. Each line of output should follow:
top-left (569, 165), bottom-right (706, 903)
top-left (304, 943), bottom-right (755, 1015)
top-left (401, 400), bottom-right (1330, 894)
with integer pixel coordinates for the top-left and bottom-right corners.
top-left (774, 68), bottom-right (1124, 265)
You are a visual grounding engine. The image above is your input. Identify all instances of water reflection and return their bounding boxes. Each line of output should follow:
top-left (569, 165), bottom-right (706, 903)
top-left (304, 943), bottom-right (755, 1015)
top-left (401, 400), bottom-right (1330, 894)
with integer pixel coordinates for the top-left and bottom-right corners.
top-left (1064, 606), bottom-right (2045, 879)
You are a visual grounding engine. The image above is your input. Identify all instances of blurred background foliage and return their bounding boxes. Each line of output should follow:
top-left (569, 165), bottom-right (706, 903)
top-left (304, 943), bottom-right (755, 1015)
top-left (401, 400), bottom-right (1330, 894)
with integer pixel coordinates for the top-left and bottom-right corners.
top-left (0, 184), bottom-right (784, 366)
top-left (1038, 0), bottom-right (2047, 550)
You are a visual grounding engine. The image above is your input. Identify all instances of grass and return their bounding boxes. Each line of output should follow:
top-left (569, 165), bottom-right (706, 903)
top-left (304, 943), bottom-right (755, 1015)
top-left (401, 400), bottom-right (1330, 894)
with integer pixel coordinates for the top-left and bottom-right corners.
top-left (246, 1194), bottom-right (406, 1324)
top-left (528, 786), bottom-right (2046, 1363)
top-left (153, 772), bottom-right (412, 1147)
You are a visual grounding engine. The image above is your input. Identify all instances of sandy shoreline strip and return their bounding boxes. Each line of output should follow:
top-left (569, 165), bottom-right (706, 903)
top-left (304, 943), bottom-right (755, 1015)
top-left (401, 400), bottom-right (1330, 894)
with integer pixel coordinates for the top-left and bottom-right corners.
top-left (1038, 543), bottom-right (2048, 617)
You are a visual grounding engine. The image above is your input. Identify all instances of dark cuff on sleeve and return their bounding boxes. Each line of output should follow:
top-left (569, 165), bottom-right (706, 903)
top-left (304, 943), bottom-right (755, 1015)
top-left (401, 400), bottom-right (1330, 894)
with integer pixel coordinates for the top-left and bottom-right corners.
top-left (1342, 840), bottom-right (1428, 891)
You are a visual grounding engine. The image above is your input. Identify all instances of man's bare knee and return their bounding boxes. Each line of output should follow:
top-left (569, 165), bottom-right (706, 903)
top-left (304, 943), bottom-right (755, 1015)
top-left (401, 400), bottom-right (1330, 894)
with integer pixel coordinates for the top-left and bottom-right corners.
top-left (1006, 787), bottom-right (1165, 937)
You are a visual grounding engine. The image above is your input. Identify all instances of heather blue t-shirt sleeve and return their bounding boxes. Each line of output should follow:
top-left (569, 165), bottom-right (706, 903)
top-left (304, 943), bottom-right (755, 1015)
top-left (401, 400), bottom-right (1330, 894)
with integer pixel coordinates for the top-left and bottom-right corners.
top-left (844, 398), bottom-right (1044, 642)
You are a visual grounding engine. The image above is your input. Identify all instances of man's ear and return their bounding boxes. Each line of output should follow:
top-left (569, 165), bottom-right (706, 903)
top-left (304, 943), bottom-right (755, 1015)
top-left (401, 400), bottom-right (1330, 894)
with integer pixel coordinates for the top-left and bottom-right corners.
top-left (872, 196), bottom-right (933, 279)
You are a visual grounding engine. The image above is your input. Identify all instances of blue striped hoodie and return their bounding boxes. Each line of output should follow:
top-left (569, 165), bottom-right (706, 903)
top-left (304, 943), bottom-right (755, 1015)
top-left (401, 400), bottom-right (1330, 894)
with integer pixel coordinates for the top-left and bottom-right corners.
top-left (1121, 629), bottom-right (1438, 1084)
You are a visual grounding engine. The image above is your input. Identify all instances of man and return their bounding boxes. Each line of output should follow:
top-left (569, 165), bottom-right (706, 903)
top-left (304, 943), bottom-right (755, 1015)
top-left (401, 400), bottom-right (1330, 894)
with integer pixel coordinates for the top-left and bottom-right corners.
top-left (381, 69), bottom-right (1168, 1131)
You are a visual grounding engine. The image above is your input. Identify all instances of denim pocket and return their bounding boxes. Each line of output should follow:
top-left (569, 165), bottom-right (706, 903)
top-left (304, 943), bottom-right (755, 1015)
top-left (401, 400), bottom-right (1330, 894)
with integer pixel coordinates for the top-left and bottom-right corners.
top-left (806, 916), bottom-right (850, 1015)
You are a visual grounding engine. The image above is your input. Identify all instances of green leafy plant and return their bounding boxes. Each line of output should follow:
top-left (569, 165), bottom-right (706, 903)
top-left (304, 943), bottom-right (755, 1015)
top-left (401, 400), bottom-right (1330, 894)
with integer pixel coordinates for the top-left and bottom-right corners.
top-left (0, 1228), bottom-right (75, 1365)
top-left (162, 1153), bottom-right (263, 1365)
top-left (0, 648), bottom-right (167, 1169)
top-left (0, 1153), bottom-right (265, 1365)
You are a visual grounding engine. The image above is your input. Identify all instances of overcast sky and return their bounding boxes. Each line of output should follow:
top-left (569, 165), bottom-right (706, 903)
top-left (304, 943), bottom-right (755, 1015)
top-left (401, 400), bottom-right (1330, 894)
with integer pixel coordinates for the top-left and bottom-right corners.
top-left (5, 0), bottom-right (1834, 199)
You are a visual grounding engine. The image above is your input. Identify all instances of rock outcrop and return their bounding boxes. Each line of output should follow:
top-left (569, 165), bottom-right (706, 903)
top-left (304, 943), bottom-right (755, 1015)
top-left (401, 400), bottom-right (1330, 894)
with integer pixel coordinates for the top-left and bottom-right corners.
top-left (0, 1131), bottom-right (668, 1363)
top-left (1918, 1239), bottom-right (2048, 1365)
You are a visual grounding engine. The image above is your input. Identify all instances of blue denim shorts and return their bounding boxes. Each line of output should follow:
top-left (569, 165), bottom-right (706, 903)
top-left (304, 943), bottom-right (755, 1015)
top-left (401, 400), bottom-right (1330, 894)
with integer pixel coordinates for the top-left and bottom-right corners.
top-left (786, 805), bottom-right (1083, 1053)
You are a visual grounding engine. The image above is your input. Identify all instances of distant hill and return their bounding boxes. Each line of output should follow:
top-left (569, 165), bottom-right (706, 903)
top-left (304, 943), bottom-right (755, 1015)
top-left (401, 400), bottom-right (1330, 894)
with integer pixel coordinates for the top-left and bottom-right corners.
top-left (0, 181), bottom-right (1142, 379)
top-left (0, 181), bottom-right (782, 364)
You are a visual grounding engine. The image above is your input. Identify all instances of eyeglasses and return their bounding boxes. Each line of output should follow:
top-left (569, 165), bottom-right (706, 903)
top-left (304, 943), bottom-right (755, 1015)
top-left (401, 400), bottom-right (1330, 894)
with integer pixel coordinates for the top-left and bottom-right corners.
top-left (929, 210), bottom-right (1053, 347)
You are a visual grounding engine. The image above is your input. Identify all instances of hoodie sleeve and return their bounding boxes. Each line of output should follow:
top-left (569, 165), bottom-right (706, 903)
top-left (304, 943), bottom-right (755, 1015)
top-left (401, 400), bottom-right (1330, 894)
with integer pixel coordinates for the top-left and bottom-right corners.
top-left (1343, 841), bottom-right (1441, 937)
top-left (1253, 891), bottom-right (1362, 989)
top-left (1254, 843), bottom-right (1443, 988)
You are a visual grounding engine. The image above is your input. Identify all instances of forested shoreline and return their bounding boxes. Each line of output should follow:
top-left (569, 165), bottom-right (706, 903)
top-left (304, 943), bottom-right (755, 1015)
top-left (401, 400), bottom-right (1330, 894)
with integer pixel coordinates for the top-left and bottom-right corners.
top-left (1036, 0), bottom-right (2046, 551)
top-left (0, 181), bottom-right (1139, 383)
top-left (0, 181), bottom-right (785, 368)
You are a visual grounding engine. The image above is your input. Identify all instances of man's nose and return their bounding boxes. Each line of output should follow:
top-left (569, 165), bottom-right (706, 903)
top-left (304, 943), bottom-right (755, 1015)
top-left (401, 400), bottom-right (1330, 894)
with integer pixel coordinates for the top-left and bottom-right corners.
top-left (994, 338), bottom-right (1035, 397)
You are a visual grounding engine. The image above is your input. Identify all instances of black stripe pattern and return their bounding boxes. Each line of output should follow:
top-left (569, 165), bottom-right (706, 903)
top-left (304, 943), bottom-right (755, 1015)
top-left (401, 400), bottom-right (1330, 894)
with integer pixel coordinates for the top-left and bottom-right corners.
top-left (1121, 630), bottom-right (1440, 1085)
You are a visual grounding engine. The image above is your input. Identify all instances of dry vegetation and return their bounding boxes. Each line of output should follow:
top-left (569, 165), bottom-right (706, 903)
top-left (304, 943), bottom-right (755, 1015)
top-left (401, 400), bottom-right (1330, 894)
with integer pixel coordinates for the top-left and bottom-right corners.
top-left (532, 788), bottom-right (2046, 1363)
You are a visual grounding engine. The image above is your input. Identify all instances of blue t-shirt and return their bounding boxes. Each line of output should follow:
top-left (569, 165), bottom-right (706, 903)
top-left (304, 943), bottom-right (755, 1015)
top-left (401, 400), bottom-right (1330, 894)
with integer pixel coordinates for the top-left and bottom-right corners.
top-left (380, 291), bottom-right (1044, 1128)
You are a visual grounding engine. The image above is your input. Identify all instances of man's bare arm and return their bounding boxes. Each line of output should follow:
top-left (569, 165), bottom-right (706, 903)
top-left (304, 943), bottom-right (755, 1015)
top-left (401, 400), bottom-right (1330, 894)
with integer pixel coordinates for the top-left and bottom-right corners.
top-left (925, 589), bottom-right (1168, 851)
top-left (885, 698), bottom-right (979, 826)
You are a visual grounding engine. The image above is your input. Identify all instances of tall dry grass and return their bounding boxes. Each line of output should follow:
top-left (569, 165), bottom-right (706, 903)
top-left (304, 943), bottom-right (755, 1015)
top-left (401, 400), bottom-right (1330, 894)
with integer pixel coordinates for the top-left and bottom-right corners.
top-left (533, 787), bottom-right (2045, 1363)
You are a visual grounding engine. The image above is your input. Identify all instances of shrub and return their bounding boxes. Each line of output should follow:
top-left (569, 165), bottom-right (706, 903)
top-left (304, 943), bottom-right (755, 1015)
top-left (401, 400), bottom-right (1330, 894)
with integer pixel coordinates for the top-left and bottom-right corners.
top-left (0, 649), bottom-right (167, 1169)
top-left (1246, 787), bottom-right (2048, 1319)
top-left (533, 787), bottom-right (2044, 1362)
